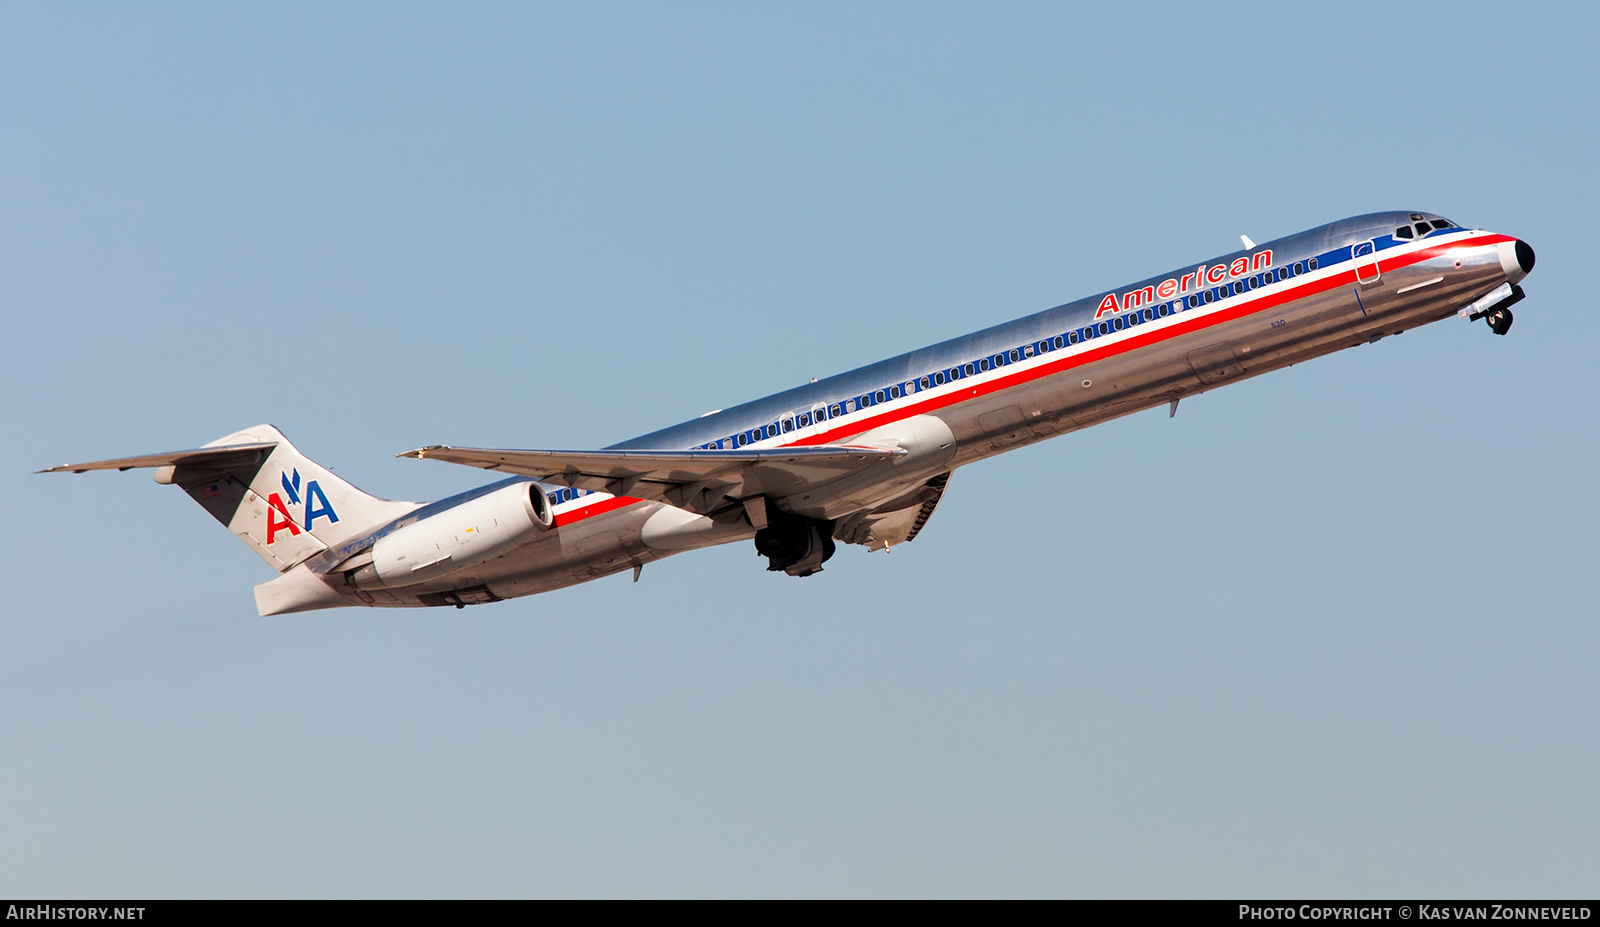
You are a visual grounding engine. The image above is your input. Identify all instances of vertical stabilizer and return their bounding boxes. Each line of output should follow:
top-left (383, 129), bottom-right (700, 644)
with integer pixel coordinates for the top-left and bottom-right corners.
top-left (156, 425), bottom-right (419, 572)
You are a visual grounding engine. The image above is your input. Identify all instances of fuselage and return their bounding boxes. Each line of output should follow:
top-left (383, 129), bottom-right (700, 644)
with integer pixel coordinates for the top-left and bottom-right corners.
top-left (314, 210), bottom-right (1534, 608)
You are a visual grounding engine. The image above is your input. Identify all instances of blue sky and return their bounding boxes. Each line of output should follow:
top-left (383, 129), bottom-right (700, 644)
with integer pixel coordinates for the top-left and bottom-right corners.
top-left (3, 1), bottom-right (1596, 897)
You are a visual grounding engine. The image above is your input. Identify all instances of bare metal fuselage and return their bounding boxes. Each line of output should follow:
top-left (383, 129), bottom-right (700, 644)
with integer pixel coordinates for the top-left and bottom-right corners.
top-left (43, 210), bottom-right (1534, 613)
top-left (323, 211), bottom-right (1529, 608)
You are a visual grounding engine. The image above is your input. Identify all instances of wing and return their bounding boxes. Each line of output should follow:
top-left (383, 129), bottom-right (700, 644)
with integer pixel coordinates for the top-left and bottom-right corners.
top-left (38, 442), bottom-right (279, 474)
top-left (398, 444), bottom-right (905, 514)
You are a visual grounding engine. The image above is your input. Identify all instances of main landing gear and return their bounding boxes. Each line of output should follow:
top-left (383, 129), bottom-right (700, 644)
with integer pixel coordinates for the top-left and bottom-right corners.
top-left (1467, 283), bottom-right (1525, 336)
top-left (752, 501), bottom-right (836, 577)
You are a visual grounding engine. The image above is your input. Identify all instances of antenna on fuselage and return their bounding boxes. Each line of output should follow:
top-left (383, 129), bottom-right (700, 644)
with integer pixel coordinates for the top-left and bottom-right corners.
top-left (1240, 234), bottom-right (1256, 249)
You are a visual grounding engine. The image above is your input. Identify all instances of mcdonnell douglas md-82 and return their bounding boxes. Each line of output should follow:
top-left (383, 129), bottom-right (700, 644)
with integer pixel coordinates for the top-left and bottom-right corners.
top-left (45, 211), bottom-right (1535, 615)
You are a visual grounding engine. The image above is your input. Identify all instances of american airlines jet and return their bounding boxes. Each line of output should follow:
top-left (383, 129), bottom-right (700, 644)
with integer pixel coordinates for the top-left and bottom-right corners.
top-left (45, 212), bottom-right (1535, 615)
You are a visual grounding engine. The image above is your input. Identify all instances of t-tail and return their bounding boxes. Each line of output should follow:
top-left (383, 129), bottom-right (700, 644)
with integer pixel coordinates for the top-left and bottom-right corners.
top-left (39, 425), bottom-right (419, 615)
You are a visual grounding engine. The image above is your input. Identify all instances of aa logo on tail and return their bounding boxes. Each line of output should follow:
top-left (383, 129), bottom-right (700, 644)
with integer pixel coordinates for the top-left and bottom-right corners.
top-left (265, 468), bottom-right (339, 544)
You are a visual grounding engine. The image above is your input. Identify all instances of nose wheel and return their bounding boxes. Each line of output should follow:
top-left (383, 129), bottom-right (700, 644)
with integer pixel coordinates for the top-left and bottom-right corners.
top-left (1465, 283), bottom-right (1525, 337)
top-left (1486, 307), bottom-right (1513, 336)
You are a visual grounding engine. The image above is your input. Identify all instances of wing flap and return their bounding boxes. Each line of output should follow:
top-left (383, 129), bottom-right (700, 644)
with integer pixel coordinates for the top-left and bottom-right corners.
top-left (834, 471), bottom-right (952, 550)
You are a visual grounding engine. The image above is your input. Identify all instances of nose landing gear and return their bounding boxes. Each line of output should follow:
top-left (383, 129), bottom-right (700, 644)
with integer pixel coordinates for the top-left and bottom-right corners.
top-left (1485, 307), bottom-right (1514, 336)
top-left (1465, 283), bottom-right (1525, 336)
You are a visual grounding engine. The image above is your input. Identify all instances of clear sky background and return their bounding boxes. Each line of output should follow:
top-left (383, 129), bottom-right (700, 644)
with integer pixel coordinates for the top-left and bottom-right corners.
top-left (3, 1), bottom-right (1596, 899)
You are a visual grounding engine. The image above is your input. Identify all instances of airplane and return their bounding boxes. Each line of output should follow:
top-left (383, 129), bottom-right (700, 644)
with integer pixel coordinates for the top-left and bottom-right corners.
top-left (43, 211), bottom-right (1535, 615)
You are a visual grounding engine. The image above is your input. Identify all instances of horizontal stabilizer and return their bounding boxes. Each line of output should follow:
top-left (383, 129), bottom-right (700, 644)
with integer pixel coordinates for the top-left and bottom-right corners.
top-left (400, 444), bottom-right (904, 514)
top-left (38, 442), bottom-right (278, 474)
top-left (41, 425), bottom-right (418, 574)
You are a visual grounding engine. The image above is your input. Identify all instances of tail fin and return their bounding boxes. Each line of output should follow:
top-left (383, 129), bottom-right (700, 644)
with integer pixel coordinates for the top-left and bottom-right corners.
top-left (43, 424), bottom-right (418, 572)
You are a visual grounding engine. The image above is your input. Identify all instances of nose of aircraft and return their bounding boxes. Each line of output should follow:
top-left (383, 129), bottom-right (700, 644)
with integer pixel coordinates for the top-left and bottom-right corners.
top-left (1498, 238), bottom-right (1536, 284)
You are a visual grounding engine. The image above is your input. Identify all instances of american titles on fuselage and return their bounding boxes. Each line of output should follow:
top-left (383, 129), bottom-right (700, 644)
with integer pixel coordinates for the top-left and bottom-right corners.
top-left (674, 216), bottom-right (1465, 461)
top-left (1096, 250), bottom-right (1274, 319)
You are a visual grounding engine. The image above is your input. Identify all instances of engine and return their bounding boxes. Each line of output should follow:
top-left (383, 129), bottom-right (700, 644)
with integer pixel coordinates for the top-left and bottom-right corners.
top-left (346, 482), bottom-right (553, 588)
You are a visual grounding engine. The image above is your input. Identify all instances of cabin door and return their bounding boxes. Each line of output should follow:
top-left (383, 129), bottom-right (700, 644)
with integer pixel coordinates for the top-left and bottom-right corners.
top-left (1352, 240), bottom-right (1382, 285)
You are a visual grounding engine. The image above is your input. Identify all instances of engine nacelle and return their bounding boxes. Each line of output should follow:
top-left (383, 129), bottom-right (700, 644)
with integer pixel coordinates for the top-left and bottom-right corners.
top-left (352, 482), bottom-right (553, 588)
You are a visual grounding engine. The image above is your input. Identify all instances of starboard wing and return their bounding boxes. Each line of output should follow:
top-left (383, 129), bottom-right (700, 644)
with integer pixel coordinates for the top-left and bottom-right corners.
top-left (399, 444), bottom-right (905, 514)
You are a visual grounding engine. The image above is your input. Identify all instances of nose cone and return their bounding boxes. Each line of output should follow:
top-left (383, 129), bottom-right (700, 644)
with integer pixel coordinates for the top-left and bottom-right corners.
top-left (1498, 238), bottom-right (1536, 284)
top-left (1515, 239), bottom-right (1536, 276)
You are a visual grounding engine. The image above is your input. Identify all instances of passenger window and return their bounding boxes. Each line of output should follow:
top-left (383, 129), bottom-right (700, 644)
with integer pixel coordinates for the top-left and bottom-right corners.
top-left (1023, 345), bottom-right (1035, 357)
top-left (782, 419), bottom-right (794, 433)
top-left (1293, 262), bottom-right (1304, 275)
top-left (1053, 335), bottom-right (1065, 349)
top-left (1308, 258), bottom-right (1318, 270)
top-left (888, 386), bottom-right (899, 399)
top-left (1112, 317), bottom-right (1123, 330)
top-left (1008, 349), bottom-right (1019, 362)
top-left (965, 363), bottom-right (976, 376)
top-left (800, 413), bottom-right (813, 427)
top-left (1395, 226), bottom-right (1413, 240)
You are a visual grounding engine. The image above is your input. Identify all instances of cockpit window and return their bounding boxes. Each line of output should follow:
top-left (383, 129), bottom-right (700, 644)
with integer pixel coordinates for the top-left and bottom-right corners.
top-left (1431, 219), bottom-right (1452, 230)
top-left (1395, 226), bottom-right (1413, 240)
top-left (1414, 223), bottom-right (1432, 237)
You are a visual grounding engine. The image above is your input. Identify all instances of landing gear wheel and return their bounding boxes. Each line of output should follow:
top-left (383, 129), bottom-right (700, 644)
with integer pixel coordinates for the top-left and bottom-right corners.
top-left (1486, 307), bottom-right (1514, 336)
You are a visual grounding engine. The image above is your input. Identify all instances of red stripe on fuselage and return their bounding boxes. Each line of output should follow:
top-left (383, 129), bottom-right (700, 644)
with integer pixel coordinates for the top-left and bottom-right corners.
top-left (551, 493), bottom-right (641, 528)
top-left (792, 233), bottom-right (1512, 446)
top-left (556, 233), bottom-right (1511, 528)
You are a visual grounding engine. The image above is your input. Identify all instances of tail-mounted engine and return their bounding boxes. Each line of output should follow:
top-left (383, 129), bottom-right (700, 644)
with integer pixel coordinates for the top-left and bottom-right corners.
top-left (344, 481), bottom-right (553, 589)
